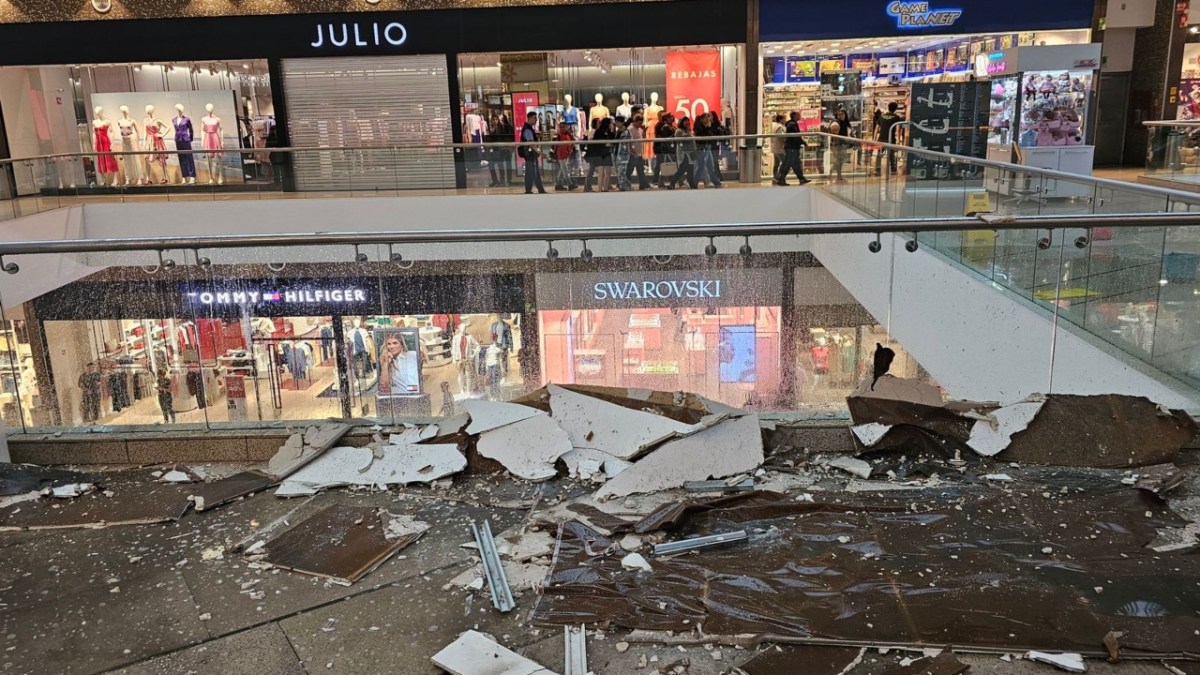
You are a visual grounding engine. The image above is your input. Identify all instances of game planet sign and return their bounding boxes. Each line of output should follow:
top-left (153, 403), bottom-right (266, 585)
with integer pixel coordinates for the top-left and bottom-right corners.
top-left (886, 1), bottom-right (963, 28)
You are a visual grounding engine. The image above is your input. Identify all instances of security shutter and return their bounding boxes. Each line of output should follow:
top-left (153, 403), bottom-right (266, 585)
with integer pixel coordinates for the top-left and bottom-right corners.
top-left (280, 55), bottom-right (454, 191)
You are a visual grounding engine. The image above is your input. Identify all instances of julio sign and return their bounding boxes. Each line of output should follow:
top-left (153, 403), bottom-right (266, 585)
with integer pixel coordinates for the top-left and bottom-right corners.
top-left (310, 21), bottom-right (407, 48)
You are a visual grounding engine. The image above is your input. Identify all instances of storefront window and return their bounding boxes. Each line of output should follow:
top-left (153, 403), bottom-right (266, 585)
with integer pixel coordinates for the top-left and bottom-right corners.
top-left (758, 30), bottom-right (1090, 177)
top-left (0, 59), bottom-right (275, 194)
top-left (458, 46), bottom-right (742, 188)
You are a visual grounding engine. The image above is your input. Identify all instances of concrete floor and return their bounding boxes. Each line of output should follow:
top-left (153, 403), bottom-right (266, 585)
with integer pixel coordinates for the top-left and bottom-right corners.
top-left (0, 463), bottom-right (1195, 675)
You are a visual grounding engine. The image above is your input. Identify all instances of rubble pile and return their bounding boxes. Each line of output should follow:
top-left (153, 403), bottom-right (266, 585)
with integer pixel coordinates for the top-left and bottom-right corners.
top-left (0, 377), bottom-right (1198, 674)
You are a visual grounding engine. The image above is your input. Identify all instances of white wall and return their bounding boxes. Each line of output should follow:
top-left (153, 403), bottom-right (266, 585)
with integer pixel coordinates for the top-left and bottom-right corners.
top-left (809, 195), bottom-right (1200, 409)
top-left (0, 206), bottom-right (98, 313)
top-left (1101, 28), bottom-right (1136, 73)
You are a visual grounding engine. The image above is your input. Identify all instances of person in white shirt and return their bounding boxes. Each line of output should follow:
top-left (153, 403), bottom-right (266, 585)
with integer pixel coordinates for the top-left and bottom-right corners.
top-left (485, 343), bottom-right (504, 398)
top-left (626, 115), bottom-right (653, 190)
top-left (450, 323), bottom-right (480, 394)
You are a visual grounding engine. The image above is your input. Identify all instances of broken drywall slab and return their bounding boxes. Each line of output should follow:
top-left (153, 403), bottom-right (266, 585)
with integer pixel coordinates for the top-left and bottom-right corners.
top-left (548, 383), bottom-right (696, 460)
top-left (851, 423), bottom-right (892, 448)
top-left (595, 414), bottom-right (764, 499)
top-left (853, 375), bottom-right (944, 406)
top-left (266, 423), bottom-right (351, 479)
top-left (560, 448), bottom-right (631, 481)
top-left (450, 560), bottom-right (549, 593)
top-left (388, 425), bottom-right (438, 445)
top-left (464, 399), bottom-right (541, 435)
top-left (276, 443), bottom-right (466, 495)
top-left (999, 395), bottom-right (1197, 467)
top-left (822, 456), bottom-right (873, 480)
top-left (47, 483), bottom-right (95, 498)
top-left (1026, 651), bottom-right (1087, 672)
top-left (476, 413), bottom-right (572, 481)
top-left (263, 505), bottom-right (425, 585)
top-left (432, 630), bottom-right (558, 675)
top-left (496, 527), bottom-right (556, 562)
top-left (737, 645), bottom-right (865, 675)
top-left (881, 652), bottom-right (969, 675)
top-left (966, 400), bottom-right (1044, 457)
top-left (189, 471), bottom-right (277, 512)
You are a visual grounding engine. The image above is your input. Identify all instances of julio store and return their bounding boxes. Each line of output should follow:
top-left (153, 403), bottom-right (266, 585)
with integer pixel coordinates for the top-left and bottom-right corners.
top-left (0, 0), bottom-right (747, 196)
top-left (18, 272), bottom-right (526, 432)
top-left (757, 0), bottom-right (1095, 179)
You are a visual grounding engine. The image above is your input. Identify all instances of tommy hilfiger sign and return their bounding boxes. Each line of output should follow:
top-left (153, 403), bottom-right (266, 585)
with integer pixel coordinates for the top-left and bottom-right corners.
top-left (186, 288), bottom-right (368, 305)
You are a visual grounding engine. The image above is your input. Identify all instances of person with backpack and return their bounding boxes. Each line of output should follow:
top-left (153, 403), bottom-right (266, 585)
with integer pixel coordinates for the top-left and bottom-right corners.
top-left (669, 116), bottom-right (699, 190)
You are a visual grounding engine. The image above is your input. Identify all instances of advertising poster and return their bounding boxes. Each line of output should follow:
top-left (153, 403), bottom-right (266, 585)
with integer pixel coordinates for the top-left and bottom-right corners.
top-left (719, 326), bottom-right (757, 384)
top-left (511, 91), bottom-right (539, 167)
top-left (1178, 79), bottom-right (1200, 120)
top-left (666, 50), bottom-right (722, 121)
top-left (849, 55), bottom-right (876, 76)
top-left (375, 327), bottom-right (423, 398)
top-left (819, 57), bottom-right (847, 75)
top-left (786, 57), bottom-right (818, 83)
top-left (764, 57), bottom-right (787, 84)
top-left (877, 55), bottom-right (906, 76)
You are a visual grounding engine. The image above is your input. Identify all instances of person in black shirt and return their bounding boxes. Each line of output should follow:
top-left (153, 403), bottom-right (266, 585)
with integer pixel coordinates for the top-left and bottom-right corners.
top-left (775, 111), bottom-right (810, 186)
top-left (519, 111), bottom-right (546, 194)
top-left (874, 102), bottom-right (903, 176)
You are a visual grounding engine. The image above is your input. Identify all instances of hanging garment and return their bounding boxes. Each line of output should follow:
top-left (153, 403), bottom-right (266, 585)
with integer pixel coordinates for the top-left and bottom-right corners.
top-left (352, 329), bottom-right (366, 355)
top-left (185, 370), bottom-right (204, 408)
top-left (108, 372), bottom-right (130, 412)
top-left (94, 124), bottom-right (118, 174)
top-left (116, 119), bottom-right (140, 182)
top-left (202, 122), bottom-right (222, 152)
top-left (145, 122), bottom-right (168, 164)
top-left (319, 327), bottom-right (334, 361)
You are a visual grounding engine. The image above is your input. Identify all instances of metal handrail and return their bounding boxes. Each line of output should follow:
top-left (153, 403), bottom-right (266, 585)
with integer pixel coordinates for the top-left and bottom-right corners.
top-left (1143, 120), bottom-right (1200, 127)
top-left (1, 212), bottom-right (1198, 258)
top-left (7, 130), bottom-right (1200, 206)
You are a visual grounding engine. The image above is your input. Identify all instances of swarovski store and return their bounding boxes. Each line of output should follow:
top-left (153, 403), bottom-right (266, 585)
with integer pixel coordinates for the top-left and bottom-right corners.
top-left (0, 0), bottom-right (747, 195)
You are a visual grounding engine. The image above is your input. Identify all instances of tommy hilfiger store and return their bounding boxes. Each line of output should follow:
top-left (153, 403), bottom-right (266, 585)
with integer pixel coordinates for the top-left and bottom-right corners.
top-left (0, 0), bottom-right (747, 197)
top-left (17, 271), bottom-right (526, 431)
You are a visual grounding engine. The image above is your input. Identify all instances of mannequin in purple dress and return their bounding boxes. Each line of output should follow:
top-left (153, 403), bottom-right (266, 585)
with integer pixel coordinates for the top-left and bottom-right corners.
top-left (172, 104), bottom-right (197, 185)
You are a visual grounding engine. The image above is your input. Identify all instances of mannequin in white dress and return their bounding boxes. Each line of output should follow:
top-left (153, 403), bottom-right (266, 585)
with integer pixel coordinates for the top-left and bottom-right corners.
top-left (115, 106), bottom-right (140, 186)
top-left (143, 105), bottom-right (169, 185)
top-left (200, 103), bottom-right (224, 185)
top-left (616, 92), bottom-right (633, 119)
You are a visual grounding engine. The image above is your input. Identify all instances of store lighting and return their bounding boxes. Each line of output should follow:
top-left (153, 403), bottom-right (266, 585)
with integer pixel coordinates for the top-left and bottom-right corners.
top-left (243, 63), bottom-right (250, 70)
top-left (704, 237), bottom-right (717, 257)
top-left (1160, 279), bottom-right (1170, 286)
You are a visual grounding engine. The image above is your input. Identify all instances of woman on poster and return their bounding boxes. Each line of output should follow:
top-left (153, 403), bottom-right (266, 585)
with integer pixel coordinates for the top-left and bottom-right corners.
top-left (378, 332), bottom-right (422, 396)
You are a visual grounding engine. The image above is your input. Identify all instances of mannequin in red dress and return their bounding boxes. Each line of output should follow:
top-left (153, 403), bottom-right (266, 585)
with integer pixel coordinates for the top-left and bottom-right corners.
top-left (91, 107), bottom-right (119, 187)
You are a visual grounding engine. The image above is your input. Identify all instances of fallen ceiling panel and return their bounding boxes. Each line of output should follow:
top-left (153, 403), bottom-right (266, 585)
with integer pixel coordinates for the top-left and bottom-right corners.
top-left (547, 383), bottom-right (698, 460)
top-left (263, 505), bottom-right (426, 585)
top-left (594, 413), bottom-right (764, 499)
top-left (189, 470), bottom-right (277, 512)
top-left (0, 472), bottom-right (192, 531)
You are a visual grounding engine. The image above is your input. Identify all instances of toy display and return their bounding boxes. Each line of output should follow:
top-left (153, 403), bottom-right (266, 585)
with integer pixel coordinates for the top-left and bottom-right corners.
top-left (989, 71), bottom-right (1090, 148)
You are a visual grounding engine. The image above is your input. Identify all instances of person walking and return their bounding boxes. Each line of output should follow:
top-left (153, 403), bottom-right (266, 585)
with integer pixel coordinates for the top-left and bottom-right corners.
top-left (693, 112), bottom-right (723, 188)
top-left (614, 116), bottom-right (632, 191)
top-left (489, 113), bottom-right (515, 187)
top-left (831, 108), bottom-right (851, 182)
top-left (586, 117), bottom-right (615, 192)
top-left (627, 115), bottom-right (653, 189)
top-left (769, 113), bottom-right (787, 179)
top-left (775, 111), bottom-right (810, 186)
top-left (874, 101), bottom-right (902, 177)
top-left (553, 122), bottom-right (578, 191)
top-left (520, 111), bottom-right (546, 194)
top-left (669, 116), bottom-right (698, 190)
top-left (652, 113), bottom-right (676, 188)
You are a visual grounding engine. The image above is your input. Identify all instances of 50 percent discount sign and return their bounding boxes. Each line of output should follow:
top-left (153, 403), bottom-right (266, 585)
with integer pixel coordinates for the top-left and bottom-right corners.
top-left (665, 50), bottom-right (722, 122)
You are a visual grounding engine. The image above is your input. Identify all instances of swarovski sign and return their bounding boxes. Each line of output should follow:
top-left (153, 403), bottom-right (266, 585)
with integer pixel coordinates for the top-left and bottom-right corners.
top-left (310, 21), bottom-right (408, 49)
top-left (187, 288), bottom-right (368, 305)
top-left (592, 279), bottom-right (722, 301)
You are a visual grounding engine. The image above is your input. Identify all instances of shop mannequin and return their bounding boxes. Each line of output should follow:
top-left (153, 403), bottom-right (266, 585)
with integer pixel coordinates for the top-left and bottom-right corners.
top-left (115, 106), bottom-right (140, 186)
top-left (489, 314), bottom-right (513, 379)
top-left (172, 104), bottom-right (197, 185)
top-left (143, 105), bottom-right (169, 185)
top-left (589, 93), bottom-right (609, 125)
top-left (91, 107), bottom-right (119, 187)
top-left (562, 94), bottom-right (579, 134)
top-left (616, 92), bottom-right (633, 120)
top-left (644, 92), bottom-right (663, 155)
top-left (200, 103), bottom-right (224, 185)
top-left (450, 321), bottom-right (479, 394)
top-left (721, 98), bottom-right (735, 130)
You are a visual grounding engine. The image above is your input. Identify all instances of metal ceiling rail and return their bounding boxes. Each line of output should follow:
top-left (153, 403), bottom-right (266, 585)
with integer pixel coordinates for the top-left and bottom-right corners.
top-left (1, 211), bottom-right (1198, 258)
